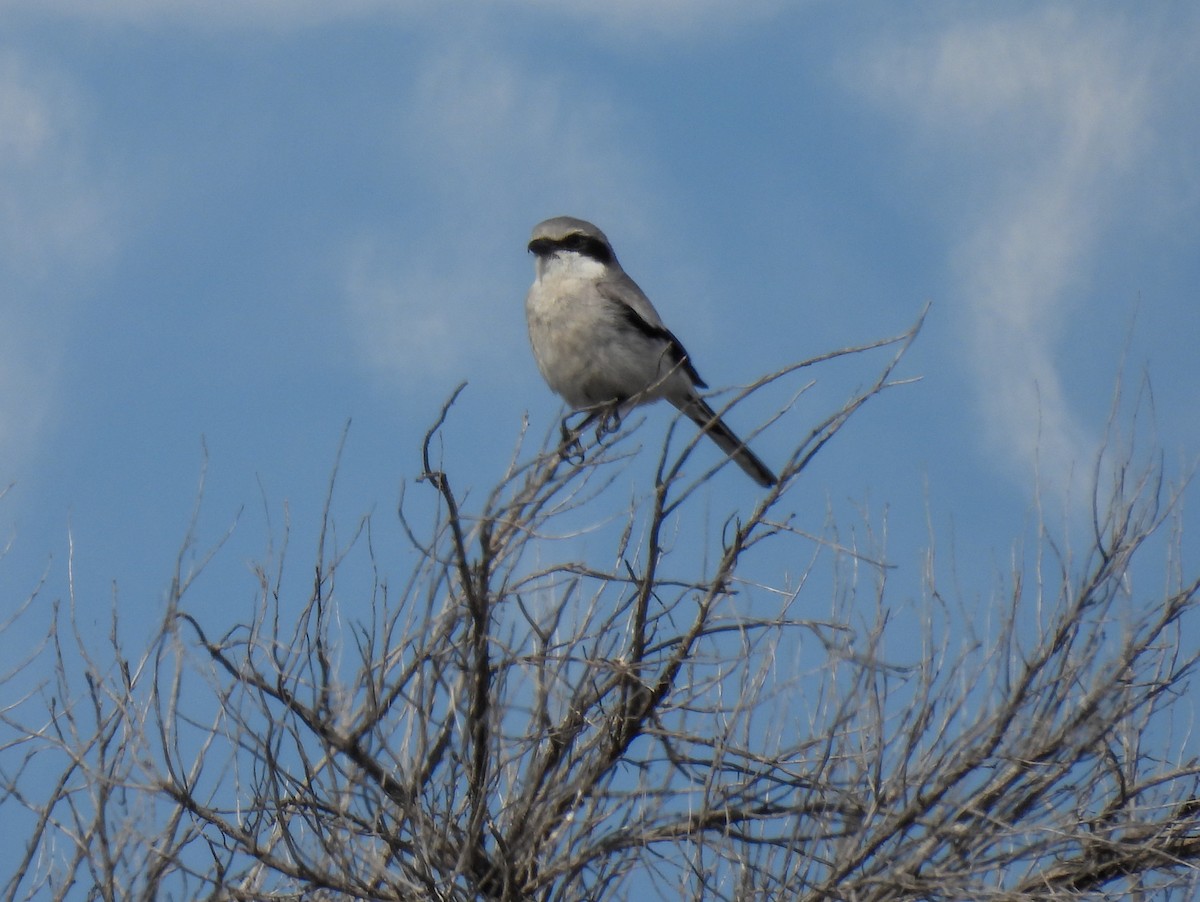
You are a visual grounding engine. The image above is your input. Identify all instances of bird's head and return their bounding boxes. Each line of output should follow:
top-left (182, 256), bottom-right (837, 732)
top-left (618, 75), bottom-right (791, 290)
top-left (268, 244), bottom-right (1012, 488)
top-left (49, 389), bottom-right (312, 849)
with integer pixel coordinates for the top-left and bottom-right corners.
top-left (528, 217), bottom-right (617, 275)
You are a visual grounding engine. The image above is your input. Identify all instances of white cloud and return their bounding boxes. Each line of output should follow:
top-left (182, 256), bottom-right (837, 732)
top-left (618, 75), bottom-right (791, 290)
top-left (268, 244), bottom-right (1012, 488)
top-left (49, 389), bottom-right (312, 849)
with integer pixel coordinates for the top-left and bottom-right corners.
top-left (6, 1), bottom-right (793, 397)
top-left (343, 235), bottom-right (476, 385)
top-left (850, 9), bottom-right (1157, 501)
top-left (342, 43), bottom-right (661, 390)
top-left (0, 52), bottom-right (117, 474)
top-left (507, 0), bottom-right (787, 39)
top-left (0, 0), bottom-right (418, 29)
top-left (0, 55), bottom-right (116, 280)
top-left (399, 45), bottom-right (638, 210)
top-left (1, 0), bottom-right (785, 35)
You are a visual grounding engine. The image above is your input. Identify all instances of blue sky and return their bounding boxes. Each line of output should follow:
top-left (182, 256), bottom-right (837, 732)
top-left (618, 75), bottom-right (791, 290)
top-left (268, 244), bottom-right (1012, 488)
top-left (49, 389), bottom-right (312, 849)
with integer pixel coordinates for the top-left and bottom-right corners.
top-left (1, 0), bottom-right (1198, 878)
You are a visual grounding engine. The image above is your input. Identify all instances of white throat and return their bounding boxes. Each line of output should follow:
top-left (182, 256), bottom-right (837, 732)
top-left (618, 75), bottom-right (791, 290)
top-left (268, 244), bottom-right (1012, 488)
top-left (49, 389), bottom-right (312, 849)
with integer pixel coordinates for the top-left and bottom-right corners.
top-left (536, 250), bottom-right (613, 284)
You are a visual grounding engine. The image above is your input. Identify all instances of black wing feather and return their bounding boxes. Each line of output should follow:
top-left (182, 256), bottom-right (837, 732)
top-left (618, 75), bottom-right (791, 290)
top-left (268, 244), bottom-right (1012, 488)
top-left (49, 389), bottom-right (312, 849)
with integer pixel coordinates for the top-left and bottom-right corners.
top-left (603, 288), bottom-right (707, 389)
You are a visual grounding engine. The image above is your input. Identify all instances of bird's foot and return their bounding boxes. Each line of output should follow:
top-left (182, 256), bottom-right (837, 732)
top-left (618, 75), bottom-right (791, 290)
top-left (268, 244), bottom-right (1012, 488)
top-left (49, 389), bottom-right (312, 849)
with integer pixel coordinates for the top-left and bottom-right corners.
top-left (558, 405), bottom-right (621, 464)
top-left (559, 414), bottom-right (588, 463)
top-left (595, 405), bottom-right (622, 440)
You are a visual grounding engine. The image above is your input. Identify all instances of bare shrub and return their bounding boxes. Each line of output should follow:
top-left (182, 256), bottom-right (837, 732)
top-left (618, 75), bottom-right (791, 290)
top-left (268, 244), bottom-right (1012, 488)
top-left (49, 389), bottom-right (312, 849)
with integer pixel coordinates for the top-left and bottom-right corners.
top-left (3, 311), bottom-right (1199, 900)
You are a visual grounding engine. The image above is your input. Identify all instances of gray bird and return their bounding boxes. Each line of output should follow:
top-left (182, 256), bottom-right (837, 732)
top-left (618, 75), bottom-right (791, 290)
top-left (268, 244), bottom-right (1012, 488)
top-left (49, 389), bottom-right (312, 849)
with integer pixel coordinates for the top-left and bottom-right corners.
top-left (524, 216), bottom-right (777, 488)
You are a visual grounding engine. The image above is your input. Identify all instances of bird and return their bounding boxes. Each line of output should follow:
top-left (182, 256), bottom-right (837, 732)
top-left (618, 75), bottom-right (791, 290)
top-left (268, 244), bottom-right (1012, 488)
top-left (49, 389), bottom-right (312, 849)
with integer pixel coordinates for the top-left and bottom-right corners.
top-left (524, 215), bottom-right (777, 488)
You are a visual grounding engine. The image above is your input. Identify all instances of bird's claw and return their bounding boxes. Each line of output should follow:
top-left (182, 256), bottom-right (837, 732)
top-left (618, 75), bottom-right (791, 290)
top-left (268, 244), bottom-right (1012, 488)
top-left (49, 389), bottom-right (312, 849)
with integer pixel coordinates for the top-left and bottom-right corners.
top-left (558, 406), bottom-right (620, 464)
top-left (595, 407), bottom-right (622, 440)
top-left (559, 416), bottom-right (586, 463)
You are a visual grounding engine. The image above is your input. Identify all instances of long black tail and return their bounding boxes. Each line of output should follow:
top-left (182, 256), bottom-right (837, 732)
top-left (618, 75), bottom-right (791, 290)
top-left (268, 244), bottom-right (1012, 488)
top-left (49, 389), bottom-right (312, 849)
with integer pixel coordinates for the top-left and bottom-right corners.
top-left (676, 395), bottom-right (777, 488)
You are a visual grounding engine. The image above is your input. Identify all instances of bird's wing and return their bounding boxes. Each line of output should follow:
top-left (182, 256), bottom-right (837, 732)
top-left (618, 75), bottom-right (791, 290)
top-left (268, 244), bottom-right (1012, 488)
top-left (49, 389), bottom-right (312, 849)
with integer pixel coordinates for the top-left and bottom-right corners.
top-left (598, 280), bottom-right (707, 389)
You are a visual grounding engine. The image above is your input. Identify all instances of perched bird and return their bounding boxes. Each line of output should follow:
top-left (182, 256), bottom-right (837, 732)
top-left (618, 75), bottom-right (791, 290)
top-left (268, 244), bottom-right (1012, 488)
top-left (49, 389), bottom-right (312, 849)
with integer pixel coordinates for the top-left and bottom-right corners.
top-left (524, 216), bottom-right (777, 488)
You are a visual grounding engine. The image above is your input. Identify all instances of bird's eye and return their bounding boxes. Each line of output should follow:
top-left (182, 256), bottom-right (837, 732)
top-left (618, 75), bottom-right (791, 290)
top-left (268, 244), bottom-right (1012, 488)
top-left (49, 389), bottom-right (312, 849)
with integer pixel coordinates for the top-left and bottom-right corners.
top-left (563, 233), bottom-right (586, 249)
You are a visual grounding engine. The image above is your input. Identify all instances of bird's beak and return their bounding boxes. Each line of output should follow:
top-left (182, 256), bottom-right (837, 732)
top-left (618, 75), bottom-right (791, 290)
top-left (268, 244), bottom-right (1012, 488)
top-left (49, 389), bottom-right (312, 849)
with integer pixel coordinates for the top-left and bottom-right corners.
top-left (528, 237), bottom-right (552, 256)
